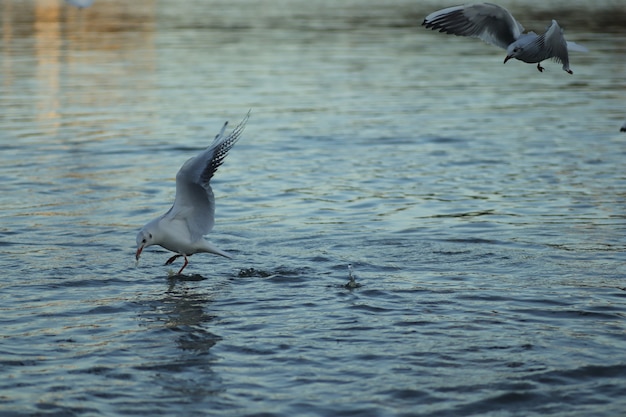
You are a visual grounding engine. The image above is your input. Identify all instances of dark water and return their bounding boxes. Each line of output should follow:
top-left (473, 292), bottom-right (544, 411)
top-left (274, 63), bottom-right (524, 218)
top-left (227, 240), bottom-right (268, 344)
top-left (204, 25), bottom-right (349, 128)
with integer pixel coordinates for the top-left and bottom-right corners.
top-left (1, 0), bottom-right (625, 416)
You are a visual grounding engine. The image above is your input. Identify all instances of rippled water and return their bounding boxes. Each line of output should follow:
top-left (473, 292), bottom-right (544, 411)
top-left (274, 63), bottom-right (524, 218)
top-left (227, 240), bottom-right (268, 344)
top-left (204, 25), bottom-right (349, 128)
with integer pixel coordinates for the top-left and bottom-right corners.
top-left (1, 0), bottom-right (625, 416)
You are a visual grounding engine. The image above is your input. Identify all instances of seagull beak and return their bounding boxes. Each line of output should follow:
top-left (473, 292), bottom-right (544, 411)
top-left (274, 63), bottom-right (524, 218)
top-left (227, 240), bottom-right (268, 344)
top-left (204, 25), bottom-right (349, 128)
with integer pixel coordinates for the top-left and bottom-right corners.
top-left (135, 245), bottom-right (144, 261)
top-left (503, 55), bottom-right (512, 64)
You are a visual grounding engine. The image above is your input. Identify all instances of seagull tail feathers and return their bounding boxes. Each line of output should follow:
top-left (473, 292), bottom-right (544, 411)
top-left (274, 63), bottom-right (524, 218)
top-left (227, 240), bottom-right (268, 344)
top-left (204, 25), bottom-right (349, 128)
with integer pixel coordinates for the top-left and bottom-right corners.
top-left (202, 241), bottom-right (233, 259)
top-left (566, 41), bottom-right (588, 53)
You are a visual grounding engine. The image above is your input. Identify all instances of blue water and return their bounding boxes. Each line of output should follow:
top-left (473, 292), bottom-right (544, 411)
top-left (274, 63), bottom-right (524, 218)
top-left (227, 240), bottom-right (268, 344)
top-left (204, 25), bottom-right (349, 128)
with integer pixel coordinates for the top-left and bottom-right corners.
top-left (1, 0), bottom-right (625, 416)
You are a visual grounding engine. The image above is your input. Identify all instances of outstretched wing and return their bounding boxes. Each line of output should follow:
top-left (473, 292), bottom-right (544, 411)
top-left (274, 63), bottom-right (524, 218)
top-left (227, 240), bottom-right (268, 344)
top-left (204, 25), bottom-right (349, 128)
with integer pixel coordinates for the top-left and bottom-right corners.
top-left (541, 20), bottom-right (570, 66)
top-left (166, 111), bottom-right (250, 241)
top-left (422, 3), bottom-right (525, 50)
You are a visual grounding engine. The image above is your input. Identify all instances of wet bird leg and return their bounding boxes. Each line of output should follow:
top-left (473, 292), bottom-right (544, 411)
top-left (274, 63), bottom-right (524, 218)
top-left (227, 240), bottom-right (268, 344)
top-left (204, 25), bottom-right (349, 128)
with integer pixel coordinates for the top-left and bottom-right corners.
top-left (177, 256), bottom-right (189, 275)
top-left (165, 254), bottom-right (181, 265)
top-left (537, 63), bottom-right (545, 72)
top-left (164, 254), bottom-right (190, 275)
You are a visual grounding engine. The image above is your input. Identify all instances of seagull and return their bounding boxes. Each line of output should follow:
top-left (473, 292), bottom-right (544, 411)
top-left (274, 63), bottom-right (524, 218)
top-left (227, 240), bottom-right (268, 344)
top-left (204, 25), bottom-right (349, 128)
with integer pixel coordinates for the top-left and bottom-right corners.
top-left (422, 3), bottom-right (588, 74)
top-left (135, 112), bottom-right (250, 275)
top-left (65, 0), bottom-right (94, 8)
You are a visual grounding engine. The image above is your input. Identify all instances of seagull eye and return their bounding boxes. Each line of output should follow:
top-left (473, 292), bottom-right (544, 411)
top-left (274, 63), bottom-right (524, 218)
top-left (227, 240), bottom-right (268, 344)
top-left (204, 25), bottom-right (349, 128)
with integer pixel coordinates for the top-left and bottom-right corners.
top-left (142, 238), bottom-right (146, 244)
top-left (149, 233), bottom-right (152, 239)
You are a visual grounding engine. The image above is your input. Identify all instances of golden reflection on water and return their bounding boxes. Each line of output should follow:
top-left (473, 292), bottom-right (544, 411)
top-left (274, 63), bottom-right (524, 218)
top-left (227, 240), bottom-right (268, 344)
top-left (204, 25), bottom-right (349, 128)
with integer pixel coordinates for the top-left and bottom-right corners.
top-left (35, 0), bottom-right (62, 126)
top-left (1, 1), bottom-right (14, 88)
top-left (1, 0), bottom-right (157, 138)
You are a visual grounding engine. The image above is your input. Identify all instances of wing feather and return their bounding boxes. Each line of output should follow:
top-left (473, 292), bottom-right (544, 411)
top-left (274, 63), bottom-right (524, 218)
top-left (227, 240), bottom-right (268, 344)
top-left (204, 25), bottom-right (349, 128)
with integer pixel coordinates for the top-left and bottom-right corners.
top-left (165, 111), bottom-right (250, 241)
top-left (542, 20), bottom-right (569, 66)
top-left (423, 3), bottom-right (524, 50)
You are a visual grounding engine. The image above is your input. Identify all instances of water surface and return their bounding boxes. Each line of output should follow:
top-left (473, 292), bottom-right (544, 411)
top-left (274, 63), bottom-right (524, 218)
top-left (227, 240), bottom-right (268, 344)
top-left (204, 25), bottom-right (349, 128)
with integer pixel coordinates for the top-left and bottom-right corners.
top-left (1, 0), bottom-right (625, 416)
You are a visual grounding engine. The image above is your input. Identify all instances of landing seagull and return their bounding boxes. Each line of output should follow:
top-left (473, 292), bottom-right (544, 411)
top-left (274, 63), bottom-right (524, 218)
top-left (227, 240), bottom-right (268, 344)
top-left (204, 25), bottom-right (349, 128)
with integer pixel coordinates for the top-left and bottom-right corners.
top-left (422, 3), bottom-right (588, 74)
top-left (135, 112), bottom-right (250, 275)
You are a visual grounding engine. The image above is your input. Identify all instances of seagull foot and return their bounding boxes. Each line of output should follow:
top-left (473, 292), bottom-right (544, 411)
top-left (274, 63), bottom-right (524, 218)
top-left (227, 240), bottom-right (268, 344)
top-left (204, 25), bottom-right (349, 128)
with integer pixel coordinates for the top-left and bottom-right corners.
top-left (165, 254), bottom-right (181, 265)
top-left (176, 255), bottom-right (189, 275)
top-left (536, 63), bottom-right (544, 72)
top-left (164, 254), bottom-right (189, 275)
top-left (565, 69), bottom-right (573, 75)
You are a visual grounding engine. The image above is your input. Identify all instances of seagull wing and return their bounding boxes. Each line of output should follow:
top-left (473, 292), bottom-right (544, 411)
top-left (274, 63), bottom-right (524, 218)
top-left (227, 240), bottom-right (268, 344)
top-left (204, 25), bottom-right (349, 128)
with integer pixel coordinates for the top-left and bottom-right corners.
top-left (165, 111), bottom-right (249, 242)
top-left (541, 20), bottom-right (570, 66)
top-left (423, 3), bottom-right (525, 50)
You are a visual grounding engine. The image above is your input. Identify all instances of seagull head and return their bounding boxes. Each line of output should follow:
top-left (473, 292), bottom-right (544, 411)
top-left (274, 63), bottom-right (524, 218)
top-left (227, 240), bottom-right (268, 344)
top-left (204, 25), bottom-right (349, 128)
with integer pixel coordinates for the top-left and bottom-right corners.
top-left (504, 35), bottom-right (537, 65)
top-left (504, 44), bottom-right (523, 64)
top-left (135, 227), bottom-right (155, 261)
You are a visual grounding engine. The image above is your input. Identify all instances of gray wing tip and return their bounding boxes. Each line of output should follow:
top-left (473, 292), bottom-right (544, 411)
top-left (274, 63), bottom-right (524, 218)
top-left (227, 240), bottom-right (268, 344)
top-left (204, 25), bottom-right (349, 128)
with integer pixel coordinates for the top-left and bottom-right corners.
top-left (215, 121), bottom-right (228, 140)
top-left (211, 111), bottom-right (251, 146)
top-left (422, 9), bottom-right (464, 33)
top-left (200, 111), bottom-right (251, 184)
top-left (227, 110), bottom-right (251, 143)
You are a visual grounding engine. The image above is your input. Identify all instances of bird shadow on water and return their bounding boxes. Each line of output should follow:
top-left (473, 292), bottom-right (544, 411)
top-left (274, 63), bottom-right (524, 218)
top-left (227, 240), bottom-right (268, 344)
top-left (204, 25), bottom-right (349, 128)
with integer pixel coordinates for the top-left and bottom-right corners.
top-left (166, 272), bottom-right (207, 283)
top-left (132, 280), bottom-right (224, 402)
top-left (136, 273), bottom-right (226, 352)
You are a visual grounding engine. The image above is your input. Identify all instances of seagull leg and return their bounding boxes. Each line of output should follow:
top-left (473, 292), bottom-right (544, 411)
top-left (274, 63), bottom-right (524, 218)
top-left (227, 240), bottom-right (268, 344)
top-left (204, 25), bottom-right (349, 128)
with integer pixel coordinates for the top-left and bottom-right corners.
top-left (165, 254), bottom-right (182, 265)
top-left (176, 255), bottom-right (189, 275)
top-left (536, 63), bottom-right (544, 72)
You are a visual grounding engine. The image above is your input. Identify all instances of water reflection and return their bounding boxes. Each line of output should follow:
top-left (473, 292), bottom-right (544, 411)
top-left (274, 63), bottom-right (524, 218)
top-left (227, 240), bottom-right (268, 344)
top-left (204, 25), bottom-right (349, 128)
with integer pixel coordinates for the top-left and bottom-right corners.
top-left (140, 279), bottom-right (223, 350)
top-left (34, 1), bottom-right (62, 128)
top-left (1, 0), bottom-right (625, 415)
top-left (1, 0), bottom-right (157, 138)
top-left (130, 279), bottom-right (226, 405)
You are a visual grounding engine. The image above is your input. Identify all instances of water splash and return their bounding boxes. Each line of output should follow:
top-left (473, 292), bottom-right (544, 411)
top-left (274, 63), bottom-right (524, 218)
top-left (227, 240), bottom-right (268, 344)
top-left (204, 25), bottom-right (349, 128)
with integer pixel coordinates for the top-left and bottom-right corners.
top-left (344, 263), bottom-right (361, 289)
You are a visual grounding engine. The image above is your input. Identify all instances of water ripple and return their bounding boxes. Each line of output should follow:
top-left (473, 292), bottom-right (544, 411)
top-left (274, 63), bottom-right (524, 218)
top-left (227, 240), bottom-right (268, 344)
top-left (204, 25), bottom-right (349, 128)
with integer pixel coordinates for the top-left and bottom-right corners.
top-left (1, 0), bottom-right (625, 415)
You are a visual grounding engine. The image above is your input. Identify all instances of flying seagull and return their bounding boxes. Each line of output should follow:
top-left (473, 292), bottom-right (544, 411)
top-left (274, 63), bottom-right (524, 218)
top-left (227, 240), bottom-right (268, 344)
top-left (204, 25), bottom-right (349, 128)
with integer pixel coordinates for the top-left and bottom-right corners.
top-left (422, 3), bottom-right (588, 74)
top-left (135, 112), bottom-right (250, 275)
top-left (65, 0), bottom-right (94, 8)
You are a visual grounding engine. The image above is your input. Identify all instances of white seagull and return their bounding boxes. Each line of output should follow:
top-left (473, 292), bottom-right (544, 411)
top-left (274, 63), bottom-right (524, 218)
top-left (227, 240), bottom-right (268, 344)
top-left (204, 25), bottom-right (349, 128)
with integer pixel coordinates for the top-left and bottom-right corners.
top-left (135, 112), bottom-right (249, 275)
top-left (422, 3), bottom-right (588, 74)
top-left (65, 0), bottom-right (94, 8)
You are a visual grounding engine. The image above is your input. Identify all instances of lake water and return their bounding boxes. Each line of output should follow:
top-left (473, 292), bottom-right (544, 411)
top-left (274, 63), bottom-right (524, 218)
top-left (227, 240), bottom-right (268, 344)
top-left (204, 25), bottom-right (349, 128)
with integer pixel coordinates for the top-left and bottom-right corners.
top-left (1, 0), bottom-right (625, 416)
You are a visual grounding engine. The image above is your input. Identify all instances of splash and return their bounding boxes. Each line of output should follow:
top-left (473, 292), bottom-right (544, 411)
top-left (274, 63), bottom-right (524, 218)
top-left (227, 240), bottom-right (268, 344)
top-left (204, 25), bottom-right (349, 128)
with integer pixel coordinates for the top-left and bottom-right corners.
top-left (344, 263), bottom-right (361, 289)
